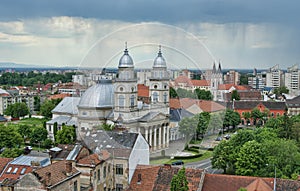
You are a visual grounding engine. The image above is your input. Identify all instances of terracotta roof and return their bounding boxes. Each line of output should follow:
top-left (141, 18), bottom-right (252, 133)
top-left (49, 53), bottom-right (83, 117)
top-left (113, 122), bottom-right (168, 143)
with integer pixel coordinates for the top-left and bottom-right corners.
top-left (202, 174), bottom-right (300, 191)
top-left (169, 98), bottom-right (181, 109)
top-left (234, 101), bottom-right (286, 110)
top-left (137, 84), bottom-right (149, 97)
top-left (76, 153), bottom-right (108, 167)
top-left (174, 76), bottom-right (193, 86)
top-left (127, 164), bottom-right (203, 191)
top-left (33, 160), bottom-right (80, 188)
top-left (0, 164), bottom-right (33, 181)
top-left (170, 98), bottom-right (225, 112)
top-left (196, 100), bottom-right (226, 112)
top-left (48, 93), bottom-right (71, 100)
top-left (0, 158), bottom-right (13, 174)
top-left (218, 84), bottom-right (235, 90)
top-left (127, 165), bottom-right (160, 191)
top-left (191, 80), bottom-right (210, 86)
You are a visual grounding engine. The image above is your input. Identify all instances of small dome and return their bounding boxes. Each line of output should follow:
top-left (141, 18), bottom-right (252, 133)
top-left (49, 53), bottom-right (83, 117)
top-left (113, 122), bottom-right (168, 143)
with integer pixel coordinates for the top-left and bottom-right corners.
top-left (79, 79), bottom-right (114, 108)
top-left (118, 45), bottom-right (134, 68)
top-left (153, 46), bottom-right (166, 68)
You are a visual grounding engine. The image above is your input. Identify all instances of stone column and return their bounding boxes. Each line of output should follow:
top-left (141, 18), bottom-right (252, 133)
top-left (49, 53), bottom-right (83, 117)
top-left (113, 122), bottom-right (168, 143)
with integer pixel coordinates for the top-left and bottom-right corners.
top-left (166, 125), bottom-right (169, 147)
top-left (154, 128), bottom-right (157, 150)
top-left (162, 125), bottom-right (166, 148)
top-left (145, 128), bottom-right (148, 142)
top-left (149, 128), bottom-right (153, 150)
top-left (158, 126), bottom-right (162, 149)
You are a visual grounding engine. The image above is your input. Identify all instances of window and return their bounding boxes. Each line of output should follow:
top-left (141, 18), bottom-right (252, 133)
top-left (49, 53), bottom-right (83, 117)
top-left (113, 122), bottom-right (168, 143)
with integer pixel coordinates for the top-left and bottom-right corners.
top-left (103, 166), bottom-right (106, 178)
top-left (163, 92), bottom-right (168, 104)
top-left (152, 92), bottom-right (158, 103)
top-left (119, 95), bottom-right (125, 108)
top-left (116, 184), bottom-right (123, 191)
top-left (97, 169), bottom-right (100, 181)
top-left (116, 164), bottom-right (123, 175)
top-left (130, 95), bottom-right (134, 108)
top-left (20, 168), bottom-right (26, 175)
top-left (74, 180), bottom-right (78, 191)
top-left (6, 167), bottom-right (12, 173)
top-left (12, 168), bottom-right (18, 174)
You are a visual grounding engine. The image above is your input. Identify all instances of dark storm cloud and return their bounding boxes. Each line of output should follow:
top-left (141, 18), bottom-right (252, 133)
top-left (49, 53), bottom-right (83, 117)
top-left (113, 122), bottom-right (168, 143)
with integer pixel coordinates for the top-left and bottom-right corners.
top-left (0, 0), bottom-right (299, 25)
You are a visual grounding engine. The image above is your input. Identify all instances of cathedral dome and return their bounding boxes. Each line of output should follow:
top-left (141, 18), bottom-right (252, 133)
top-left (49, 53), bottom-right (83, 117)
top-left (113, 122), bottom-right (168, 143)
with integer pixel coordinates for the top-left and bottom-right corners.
top-left (118, 46), bottom-right (134, 68)
top-left (79, 79), bottom-right (114, 108)
top-left (153, 46), bottom-right (166, 68)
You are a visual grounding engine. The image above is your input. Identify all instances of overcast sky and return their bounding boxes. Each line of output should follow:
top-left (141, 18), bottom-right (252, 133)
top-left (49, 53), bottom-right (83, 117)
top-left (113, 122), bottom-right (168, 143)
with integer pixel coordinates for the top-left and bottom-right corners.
top-left (0, 0), bottom-right (299, 70)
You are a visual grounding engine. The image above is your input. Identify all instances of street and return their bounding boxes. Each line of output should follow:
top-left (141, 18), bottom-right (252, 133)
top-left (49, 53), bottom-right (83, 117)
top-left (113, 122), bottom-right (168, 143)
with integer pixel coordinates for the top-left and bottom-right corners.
top-left (185, 158), bottom-right (223, 174)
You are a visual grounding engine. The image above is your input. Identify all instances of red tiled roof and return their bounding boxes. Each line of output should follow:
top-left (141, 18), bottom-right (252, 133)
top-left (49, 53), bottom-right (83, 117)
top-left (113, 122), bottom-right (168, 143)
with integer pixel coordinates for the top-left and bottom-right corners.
top-left (137, 84), bottom-right (149, 97)
top-left (0, 158), bottom-right (13, 174)
top-left (127, 165), bottom-right (203, 191)
top-left (48, 93), bottom-right (71, 100)
top-left (76, 151), bottom-right (110, 167)
top-left (218, 84), bottom-right (252, 91)
top-left (202, 174), bottom-right (274, 191)
top-left (218, 84), bottom-right (235, 90)
top-left (127, 165), bottom-right (160, 191)
top-left (0, 164), bottom-right (33, 181)
top-left (169, 98), bottom-right (181, 109)
top-left (191, 80), bottom-right (210, 87)
top-left (196, 100), bottom-right (226, 112)
top-left (34, 160), bottom-right (80, 187)
top-left (174, 76), bottom-right (193, 86)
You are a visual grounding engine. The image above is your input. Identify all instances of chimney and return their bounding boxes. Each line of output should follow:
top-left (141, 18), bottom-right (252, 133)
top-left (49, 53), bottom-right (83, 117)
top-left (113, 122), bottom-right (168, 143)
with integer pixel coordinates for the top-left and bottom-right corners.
top-left (45, 172), bottom-right (51, 186)
top-left (66, 161), bottom-right (72, 176)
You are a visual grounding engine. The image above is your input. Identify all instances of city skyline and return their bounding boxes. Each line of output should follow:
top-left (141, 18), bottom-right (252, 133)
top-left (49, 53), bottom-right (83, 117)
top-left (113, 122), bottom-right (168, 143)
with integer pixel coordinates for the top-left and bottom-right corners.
top-left (0, 0), bottom-right (299, 69)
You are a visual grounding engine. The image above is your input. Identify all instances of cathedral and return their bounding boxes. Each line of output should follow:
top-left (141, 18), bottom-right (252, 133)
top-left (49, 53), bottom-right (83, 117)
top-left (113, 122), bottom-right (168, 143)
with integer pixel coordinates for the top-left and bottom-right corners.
top-left (48, 44), bottom-right (170, 152)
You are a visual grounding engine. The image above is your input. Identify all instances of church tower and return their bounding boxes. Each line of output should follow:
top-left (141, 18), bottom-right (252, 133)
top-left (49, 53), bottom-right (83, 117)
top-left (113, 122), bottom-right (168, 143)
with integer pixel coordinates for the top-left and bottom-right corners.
top-left (149, 45), bottom-right (169, 108)
top-left (211, 61), bottom-right (223, 101)
top-left (114, 43), bottom-right (138, 122)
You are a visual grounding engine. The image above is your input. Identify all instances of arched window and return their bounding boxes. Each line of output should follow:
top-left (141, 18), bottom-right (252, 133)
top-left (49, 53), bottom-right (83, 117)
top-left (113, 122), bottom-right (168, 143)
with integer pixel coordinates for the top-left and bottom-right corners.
top-left (163, 92), bottom-right (168, 104)
top-left (130, 95), bottom-right (134, 108)
top-left (153, 92), bottom-right (158, 103)
top-left (119, 95), bottom-right (125, 108)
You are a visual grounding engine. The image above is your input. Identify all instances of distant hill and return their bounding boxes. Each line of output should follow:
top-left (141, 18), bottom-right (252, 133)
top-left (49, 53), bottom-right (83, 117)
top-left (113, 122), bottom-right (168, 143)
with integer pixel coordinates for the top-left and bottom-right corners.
top-left (0, 62), bottom-right (47, 68)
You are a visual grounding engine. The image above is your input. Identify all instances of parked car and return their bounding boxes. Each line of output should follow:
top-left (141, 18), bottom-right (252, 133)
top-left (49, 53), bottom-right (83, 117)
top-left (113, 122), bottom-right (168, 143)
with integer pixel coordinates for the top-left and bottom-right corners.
top-left (224, 134), bottom-right (231, 140)
top-left (215, 136), bottom-right (223, 141)
top-left (172, 160), bottom-right (184, 165)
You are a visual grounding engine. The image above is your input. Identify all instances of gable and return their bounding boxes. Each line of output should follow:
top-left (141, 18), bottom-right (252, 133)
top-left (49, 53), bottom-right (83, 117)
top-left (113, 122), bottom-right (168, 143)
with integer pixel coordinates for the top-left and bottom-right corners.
top-left (14, 173), bottom-right (44, 190)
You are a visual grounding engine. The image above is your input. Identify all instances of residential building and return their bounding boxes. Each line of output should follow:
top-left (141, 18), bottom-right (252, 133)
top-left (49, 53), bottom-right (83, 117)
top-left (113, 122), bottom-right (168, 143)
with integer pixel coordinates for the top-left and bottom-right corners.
top-left (56, 82), bottom-right (87, 96)
top-left (232, 101), bottom-right (286, 125)
top-left (83, 131), bottom-right (150, 190)
top-left (46, 97), bottom-right (80, 141)
top-left (127, 164), bottom-right (204, 191)
top-left (224, 70), bottom-right (240, 85)
top-left (218, 84), bottom-right (262, 102)
top-left (284, 64), bottom-right (300, 93)
top-left (49, 144), bottom-right (90, 163)
top-left (286, 95), bottom-right (300, 116)
top-left (248, 69), bottom-right (266, 90)
top-left (0, 94), bottom-right (35, 115)
top-left (170, 75), bottom-right (210, 92)
top-left (266, 64), bottom-right (284, 88)
top-left (14, 160), bottom-right (81, 191)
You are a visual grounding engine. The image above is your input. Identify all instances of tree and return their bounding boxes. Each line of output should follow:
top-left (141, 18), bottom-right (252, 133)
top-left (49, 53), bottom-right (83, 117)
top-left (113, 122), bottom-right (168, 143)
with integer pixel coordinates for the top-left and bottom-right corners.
top-left (34, 96), bottom-right (41, 112)
top-left (179, 116), bottom-right (198, 143)
top-left (194, 88), bottom-right (213, 100)
top-left (251, 108), bottom-right (263, 126)
top-left (55, 125), bottom-right (76, 144)
top-left (238, 188), bottom-right (247, 191)
top-left (207, 113), bottom-right (223, 133)
top-left (101, 123), bottom-right (114, 131)
top-left (29, 126), bottom-right (48, 145)
top-left (18, 125), bottom-right (32, 142)
top-left (170, 87), bottom-right (178, 98)
top-left (274, 86), bottom-right (289, 95)
top-left (40, 100), bottom-right (56, 118)
top-left (0, 148), bottom-right (23, 158)
top-left (223, 109), bottom-right (241, 129)
top-left (242, 112), bottom-right (251, 125)
top-left (235, 140), bottom-right (266, 176)
top-left (211, 140), bottom-right (233, 174)
top-left (0, 125), bottom-right (23, 148)
top-left (4, 102), bottom-right (29, 118)
top-left (195, 112), bottom-right (210, 139)
top-left (231, 90), bottom-right (240, 101)
top-left (170, 167), bottom-right (189, 191)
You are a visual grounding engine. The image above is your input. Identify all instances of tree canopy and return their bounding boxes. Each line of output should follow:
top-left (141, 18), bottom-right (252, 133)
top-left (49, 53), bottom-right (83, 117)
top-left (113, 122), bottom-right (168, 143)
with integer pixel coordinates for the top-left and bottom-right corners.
top-left (4, 102), bottom-right (29, 118)
top-left (170, 167), bottom-right (189, 191)
top-left (55, 125), bottom-right (76, 144)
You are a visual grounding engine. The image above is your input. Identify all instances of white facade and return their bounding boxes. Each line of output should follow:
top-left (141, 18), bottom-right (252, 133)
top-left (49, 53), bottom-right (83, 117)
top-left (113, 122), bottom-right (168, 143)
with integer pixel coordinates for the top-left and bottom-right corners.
top-left (285, 64), bottom-right (300, 91)
top-left (266, 64), bottom-right (284, 88)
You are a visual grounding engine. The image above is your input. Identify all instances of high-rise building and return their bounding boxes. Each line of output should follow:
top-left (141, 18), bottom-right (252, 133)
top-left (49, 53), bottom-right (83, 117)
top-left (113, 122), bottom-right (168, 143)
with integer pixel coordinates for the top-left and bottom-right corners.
top-left (284, 64), bottom-right (300, 91)
top-left (266, 64), bottom-right (284, 88)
